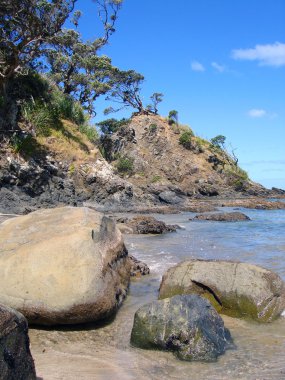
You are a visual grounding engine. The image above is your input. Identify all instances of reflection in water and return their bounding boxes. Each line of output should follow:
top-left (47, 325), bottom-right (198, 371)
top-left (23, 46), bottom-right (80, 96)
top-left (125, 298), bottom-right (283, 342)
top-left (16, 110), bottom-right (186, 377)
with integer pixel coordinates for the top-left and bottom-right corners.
top-left (30, 208), bottom-right (285, 379)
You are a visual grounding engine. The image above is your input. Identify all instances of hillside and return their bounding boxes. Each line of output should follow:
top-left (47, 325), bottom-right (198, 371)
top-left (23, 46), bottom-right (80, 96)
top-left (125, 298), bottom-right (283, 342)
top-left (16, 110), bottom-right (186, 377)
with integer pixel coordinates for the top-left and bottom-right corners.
top-left (0, 113), bottom-right (279, 215)
top-left (101, 114), bottom-right (270, 202)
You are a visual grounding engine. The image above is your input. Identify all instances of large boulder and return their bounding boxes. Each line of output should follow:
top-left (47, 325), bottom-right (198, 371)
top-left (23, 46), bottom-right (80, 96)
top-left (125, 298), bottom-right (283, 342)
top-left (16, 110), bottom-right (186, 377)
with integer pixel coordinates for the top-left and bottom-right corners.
top-left (191, 211), bottom-right (250, 222)
top-left (0, 207), bottom-right (131, 325)
top-left (0, 304), bottom-right (36, 380)
top-left (159, 260), bottom-right (285, 322)
top-left (130, 295), bottom-right (232, 361)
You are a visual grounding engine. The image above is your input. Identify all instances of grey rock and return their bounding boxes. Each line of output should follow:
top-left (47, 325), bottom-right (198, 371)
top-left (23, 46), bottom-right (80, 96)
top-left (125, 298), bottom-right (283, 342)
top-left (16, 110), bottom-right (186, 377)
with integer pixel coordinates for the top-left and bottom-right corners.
top-left (0, 303), bottom-right (36, 379)
top-left (131, 295), bottom-right (233, 361)
top-left (158, 191), bottom-right (184, 204)
top-left (191, 211), bottom-right (250, 222)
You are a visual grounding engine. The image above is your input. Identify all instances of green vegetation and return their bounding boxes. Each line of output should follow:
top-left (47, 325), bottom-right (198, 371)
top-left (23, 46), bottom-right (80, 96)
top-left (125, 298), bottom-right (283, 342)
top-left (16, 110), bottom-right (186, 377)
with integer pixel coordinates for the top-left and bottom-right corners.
top-left (151, 175), bottom-right (161, 183)
top-left (116, 156), bottom-right (134, 174)
top-left (179, 130), bottom-right (194, 149)
top-left (149, 123), bottom-right (157, 133)
top-left (168, 110), bottom-right (179, 126)
top-left (97, 118), bottom-right (130, 135)
top-left (210, 135), bottom-right (226, 150)
top-left (225, 166), bottom-right (249, 191)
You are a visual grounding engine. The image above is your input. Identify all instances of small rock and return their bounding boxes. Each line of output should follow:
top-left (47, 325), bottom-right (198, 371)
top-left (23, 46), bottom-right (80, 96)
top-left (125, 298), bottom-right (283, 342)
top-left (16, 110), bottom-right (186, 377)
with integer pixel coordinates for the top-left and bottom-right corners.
top-left (129, 255), bottom-right (150, 277)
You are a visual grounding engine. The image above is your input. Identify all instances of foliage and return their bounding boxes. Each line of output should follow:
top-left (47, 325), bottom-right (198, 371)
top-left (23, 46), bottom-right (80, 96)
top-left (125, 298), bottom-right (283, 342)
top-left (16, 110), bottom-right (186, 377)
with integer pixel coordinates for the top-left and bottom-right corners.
top-left (0, 0), bottom-right (75, 93)
top-left (104, 69), bottom-right (146, 114)
top-left (149, 123), bottom-right (157, 133)
top-left (97, 117), bottom-right (130, 135)
top-left (225, 166), bottom-right (249, 191)
top-left (151, 175), bottom-right (161, 183)
top-left (116, 156), bottom-right (133, 173)
top-left (10, 134), bottom-right (37, 156)
top-left (78, 124), bottom-right (99, 143)
top-left (179, 130), bottom-right (194, 149)
top-left (210, 135), bottom-right (226, 149)
top-left (22, 100), bottom-right (59, 136)
top-left (147, 93), bottom-right (163, 115)
top-left (168, 110), bottom-right (178, 126)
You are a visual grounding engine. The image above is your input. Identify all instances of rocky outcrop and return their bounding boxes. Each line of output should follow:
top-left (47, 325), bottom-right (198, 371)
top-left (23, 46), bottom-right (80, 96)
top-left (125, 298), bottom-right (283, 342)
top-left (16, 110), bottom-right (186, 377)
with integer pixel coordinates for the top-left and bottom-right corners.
top-left (129, 255), bottom-right (150, 277)
top-left (0, 304), bottom-right (36, 380)
top-left (159, 260), bottom-right (285, 322)
top-left (0, 207), bottom-right (131, 325)
top-left (117, 215), bottom-right (178, 234)
top-left (191, 211), bottom-right (250, 222)
top-left (131, 295), bottom-right (233, 361)
top-left (219, 198), bottom-right (285, 210)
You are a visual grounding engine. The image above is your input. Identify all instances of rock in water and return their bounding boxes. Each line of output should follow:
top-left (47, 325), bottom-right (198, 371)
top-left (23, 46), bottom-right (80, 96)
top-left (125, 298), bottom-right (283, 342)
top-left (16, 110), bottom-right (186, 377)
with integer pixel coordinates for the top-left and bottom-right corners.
top-left (0, 304), bottom-right (36, 380)
top-left (159, 260), bottom-right (285, 322)
top-left (191, 211), bottom-right (250, 222)
top-left (0, 207), bottom-right (130, 325)
top-left (129, 255), bottom-right (150, 277)
top-left (130, 295), bottom-right (232, 361)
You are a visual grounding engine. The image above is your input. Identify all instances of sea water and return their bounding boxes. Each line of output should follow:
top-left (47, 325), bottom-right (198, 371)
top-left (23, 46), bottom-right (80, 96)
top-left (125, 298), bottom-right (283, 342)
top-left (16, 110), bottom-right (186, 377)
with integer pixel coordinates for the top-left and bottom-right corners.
top-left (30, 207), bottom-right (285, 380)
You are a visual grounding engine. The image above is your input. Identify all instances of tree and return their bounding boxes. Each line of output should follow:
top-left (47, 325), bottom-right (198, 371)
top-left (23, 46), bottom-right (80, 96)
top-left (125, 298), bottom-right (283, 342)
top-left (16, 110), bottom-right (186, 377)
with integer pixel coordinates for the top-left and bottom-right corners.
top-left (0, 0), bottom-right (122, 130)
top-left (0, 0), bottom-right (76, 96)
top-left (104, 69), bottom-right (147, 114)
top-left (96, 117), bottom-right (129, 134)
top-left (147, 92), bottom-right (163, 115)
top-left (168, 110), bottom-right (178, 126)
top-left (44, 0), bottom-right (122, 115)
top-left (210, 135), bottom-right (226, 149)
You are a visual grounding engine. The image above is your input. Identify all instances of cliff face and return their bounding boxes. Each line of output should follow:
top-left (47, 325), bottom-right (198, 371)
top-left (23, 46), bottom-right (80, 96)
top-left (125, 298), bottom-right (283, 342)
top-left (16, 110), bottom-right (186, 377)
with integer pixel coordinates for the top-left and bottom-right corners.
top-left (0, 115), bottom-right (274, 214)
top-left (101, 114), bottom-right (269, 203)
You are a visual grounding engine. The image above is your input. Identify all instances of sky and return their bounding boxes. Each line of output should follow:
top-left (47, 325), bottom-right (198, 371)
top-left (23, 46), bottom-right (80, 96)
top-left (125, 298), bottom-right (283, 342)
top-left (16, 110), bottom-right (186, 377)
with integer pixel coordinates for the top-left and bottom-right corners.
top-left (77, 0), bottom-right (285, 190)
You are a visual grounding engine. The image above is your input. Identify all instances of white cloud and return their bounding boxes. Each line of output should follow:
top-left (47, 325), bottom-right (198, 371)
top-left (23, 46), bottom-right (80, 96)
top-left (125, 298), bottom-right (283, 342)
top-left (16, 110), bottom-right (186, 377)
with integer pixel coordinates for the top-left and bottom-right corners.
top-left (211, 62), bottom-right (225, 72)
top-left (248, 109), bottom-right (267, 118)
top-left (191, 61), bottom-right (205, 72)
top-left (232, 42), bottom-right (285, 67)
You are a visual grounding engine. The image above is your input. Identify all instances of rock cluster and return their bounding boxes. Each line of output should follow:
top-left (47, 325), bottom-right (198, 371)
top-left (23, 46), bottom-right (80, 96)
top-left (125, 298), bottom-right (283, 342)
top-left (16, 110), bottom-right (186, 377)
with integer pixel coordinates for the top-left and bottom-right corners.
top-left (117, 215), bottom-right (178, 234)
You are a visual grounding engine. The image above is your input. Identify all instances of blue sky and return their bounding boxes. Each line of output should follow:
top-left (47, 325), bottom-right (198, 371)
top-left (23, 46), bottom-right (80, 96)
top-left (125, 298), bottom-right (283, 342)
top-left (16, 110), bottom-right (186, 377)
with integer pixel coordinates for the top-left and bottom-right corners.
top-left (77, 0), bottom-right (285, 189)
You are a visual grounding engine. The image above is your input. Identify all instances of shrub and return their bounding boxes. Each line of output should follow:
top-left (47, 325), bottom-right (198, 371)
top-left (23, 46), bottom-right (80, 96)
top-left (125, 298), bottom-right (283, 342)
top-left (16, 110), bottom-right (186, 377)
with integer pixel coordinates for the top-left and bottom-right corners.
top-left (10, 134), bottom-right (37, 156)
top-left (168, 110), bottom-right (178, 126)
top-left (22, 101), bottom-right (59, 136)
top-left (179, 130), bottom-right (194, 149)
top-left (149, 123), bottom-right (157, 133)
top-left (116, 156), bottom-right (134, 173)
top-left (151, 175), bottom-right (161, 183)
top-left (79, 124), bottom-right (99, 143)
top-left (97, 118), bottom-right (130, 135)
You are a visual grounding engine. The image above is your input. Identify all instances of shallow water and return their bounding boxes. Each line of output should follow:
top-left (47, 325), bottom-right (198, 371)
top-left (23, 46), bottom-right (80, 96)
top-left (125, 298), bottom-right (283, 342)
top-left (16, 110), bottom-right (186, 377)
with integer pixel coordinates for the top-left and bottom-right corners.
top-left (30, 207), bottom-right (285, 380)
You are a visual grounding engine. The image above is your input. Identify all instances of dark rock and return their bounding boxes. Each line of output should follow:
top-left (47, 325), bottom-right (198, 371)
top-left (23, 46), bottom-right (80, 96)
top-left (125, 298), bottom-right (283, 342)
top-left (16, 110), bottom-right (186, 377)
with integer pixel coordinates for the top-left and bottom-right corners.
top-left (159, 260), bottom-right (285, 322)
top-left (126, 216), bottom-right (178, 234)
top-left (0, 303), bottom-right (36, 379)
top-left (191, 211), bottom-right (250, 222)
top-left (158, 191), bottom-right (184, 204)
top-left (129, 255), bottom-right (150, 277)
top-left (130, 295), bottom-right (233, 361)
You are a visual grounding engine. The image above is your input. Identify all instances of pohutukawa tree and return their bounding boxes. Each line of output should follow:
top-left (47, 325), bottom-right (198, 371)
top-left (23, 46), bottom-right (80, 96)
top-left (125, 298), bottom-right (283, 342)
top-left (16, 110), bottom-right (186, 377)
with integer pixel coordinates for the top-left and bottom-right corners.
top-left (0, 0), bottom-right (122, 129)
